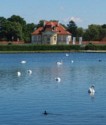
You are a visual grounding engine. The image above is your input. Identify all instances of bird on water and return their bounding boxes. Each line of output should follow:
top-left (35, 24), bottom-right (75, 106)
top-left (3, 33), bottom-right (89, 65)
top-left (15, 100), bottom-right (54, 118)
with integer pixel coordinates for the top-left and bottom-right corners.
top-left (43, 110), bottom-right (48, 115)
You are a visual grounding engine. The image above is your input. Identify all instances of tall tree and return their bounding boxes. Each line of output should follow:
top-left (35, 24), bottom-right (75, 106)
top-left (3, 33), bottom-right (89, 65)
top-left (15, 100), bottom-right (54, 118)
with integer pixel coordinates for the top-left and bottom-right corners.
top-left (83, 24), bottom-right (105, 41)
top-left (8, 15), bottom-right (27, 40)
top-left (0, 17), bottom-right (8, 40)
top-left (2, 21), bottom-right (22, 41)
top-left (67, 20), bottom-right (77, 37)
top-left (100, 24), bottom-right (106, 40)
top-left (77, 27), bottom-right (84, 37)
top-left (8, 15), bottom-right (26, 26)
top-left (24, 23), bottom-right (36, 42)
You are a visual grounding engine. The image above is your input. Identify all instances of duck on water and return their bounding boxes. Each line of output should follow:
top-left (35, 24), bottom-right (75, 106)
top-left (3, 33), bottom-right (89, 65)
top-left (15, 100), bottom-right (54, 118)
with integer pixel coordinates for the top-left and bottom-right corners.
top-left (43, 111), bottom-right (48, 115)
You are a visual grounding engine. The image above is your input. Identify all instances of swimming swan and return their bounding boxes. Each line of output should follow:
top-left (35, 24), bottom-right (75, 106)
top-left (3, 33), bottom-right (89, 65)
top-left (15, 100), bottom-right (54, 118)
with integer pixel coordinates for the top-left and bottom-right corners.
top-left (55, 77), bottom-right (61, 82)
top-left (71, 60), bottom-right (74, 63)
top-left (66, 53), bottom-right (69, 57)
top-left (88, 85), bottom-right (95, 93)
top-left (17, 71), bottom-right (21, 76)
top-left (21, 60), bottom-right (26, 64)
top-left (57, 61), bottom-right (63, 65)
top-left (27, 70), bottom-right (32, 74)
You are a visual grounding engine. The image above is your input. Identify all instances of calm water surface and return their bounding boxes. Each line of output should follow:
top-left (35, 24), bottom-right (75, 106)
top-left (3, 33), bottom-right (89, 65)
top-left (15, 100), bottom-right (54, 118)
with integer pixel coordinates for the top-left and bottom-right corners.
top-left (0, 52), bottom-right (106, 125)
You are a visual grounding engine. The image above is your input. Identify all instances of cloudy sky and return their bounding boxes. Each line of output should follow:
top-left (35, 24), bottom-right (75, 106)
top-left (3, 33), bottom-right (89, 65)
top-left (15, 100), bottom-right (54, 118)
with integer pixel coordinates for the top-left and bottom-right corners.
top-left (0, 0), bottom-right (106, 28)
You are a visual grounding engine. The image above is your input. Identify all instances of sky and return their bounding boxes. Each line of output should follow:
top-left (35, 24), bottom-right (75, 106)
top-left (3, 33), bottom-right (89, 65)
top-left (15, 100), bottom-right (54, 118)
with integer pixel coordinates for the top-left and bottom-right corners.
top-left (0, 0), bottom-right (106, 28)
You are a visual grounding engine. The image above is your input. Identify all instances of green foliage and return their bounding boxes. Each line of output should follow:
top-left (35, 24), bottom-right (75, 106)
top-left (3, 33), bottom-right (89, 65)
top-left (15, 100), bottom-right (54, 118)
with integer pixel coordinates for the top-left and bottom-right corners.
top-left (0, 44), bottom-right (106, 52)
top-left (83, 24), bottom-right (106, 41)
top-left (24, 23), bottom-right (36, 42)
top-left (85, 43), bottom-right (106, 50)
top-left (99, 27), bottom-right (106, 40)
top-left (0, 15), bottom-right (106, 43)
top-left (0, 15), bottom-right (35, 42)
top-left (85, 43), bottom-right (96, 50)
top-left (76, 27), bottom-right (84, 37)
top-left (36, 20), bottom-right (45, 28)
top-left (8, 15), bottom-right (26, 26)
top-left (0, 44), bottom-right (81, 51)
top-left (67, 20), bottom-right (77, 37)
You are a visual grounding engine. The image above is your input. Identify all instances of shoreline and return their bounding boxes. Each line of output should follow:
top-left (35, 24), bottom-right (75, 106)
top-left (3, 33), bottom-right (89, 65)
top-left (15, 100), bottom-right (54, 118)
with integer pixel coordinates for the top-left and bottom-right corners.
top-left (0, 50), bottom-right (106, 53)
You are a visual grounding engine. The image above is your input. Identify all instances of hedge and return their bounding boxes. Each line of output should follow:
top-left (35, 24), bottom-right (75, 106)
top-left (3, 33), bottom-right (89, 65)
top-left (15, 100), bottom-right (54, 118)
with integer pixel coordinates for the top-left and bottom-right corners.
top-left (0, 44), bottom-right (106, 52)
top-left (0, 44), bottom-right (81, 51)
top-left (85, 43), bottom-right (106, 50)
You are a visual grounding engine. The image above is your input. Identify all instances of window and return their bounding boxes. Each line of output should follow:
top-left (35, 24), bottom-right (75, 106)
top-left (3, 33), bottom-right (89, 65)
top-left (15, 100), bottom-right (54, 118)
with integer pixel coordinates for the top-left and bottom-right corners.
top-left (47, 37), bottom-right (50, 41)
top-left (54, 36), bottom-right (56, 41)
top-left (61, 35), bottom-right (63, 41)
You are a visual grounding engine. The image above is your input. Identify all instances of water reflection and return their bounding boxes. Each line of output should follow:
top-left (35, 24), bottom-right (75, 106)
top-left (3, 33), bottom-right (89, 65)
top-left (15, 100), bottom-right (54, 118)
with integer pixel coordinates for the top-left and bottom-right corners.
top-left (89, 92), bottom-right (95, 101)
top-left (0, 68), bottom-right (31, 90)
top-left (0, 53), bottom-right (106, 125)
top-left (0, 63), bottom-right (66, 90)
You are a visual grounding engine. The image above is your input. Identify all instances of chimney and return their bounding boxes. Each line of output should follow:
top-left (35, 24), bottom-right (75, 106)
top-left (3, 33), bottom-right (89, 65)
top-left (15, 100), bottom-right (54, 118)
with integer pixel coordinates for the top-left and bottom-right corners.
top-left (56, 21), bottom-right (59, 27)
top-left (44, 21), bottom-right (46, 27)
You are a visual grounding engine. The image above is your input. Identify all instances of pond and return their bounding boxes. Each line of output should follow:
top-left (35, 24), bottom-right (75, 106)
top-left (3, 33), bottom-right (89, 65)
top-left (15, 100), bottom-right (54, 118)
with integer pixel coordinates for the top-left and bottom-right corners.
top-left (0, 52), bottom-right (106, 125)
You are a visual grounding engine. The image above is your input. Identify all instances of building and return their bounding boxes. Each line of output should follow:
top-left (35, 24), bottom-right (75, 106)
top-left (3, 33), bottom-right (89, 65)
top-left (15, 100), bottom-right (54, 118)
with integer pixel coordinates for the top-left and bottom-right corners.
top-left (31, 21), bottom-right (71, 45)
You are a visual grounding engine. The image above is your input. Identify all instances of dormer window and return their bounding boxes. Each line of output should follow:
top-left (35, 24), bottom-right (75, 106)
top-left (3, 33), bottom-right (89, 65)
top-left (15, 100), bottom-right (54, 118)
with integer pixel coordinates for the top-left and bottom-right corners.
top-left (52, 26), bottom-right (55, 30)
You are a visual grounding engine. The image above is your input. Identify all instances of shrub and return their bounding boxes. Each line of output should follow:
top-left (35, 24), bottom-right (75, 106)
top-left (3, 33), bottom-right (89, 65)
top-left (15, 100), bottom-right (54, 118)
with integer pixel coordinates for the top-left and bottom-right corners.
top-left (0, 44), bottom-right (82, 51)
top-left (85, 43), bottom-right (96, 50)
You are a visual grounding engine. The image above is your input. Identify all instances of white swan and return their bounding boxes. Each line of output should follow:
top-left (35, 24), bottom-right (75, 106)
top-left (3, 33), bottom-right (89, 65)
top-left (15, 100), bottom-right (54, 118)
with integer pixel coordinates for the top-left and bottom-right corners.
top-left (21, 60), bottom-right (26, 64)
top-left (88, 85), bottom-right (95, 93)
top-left (71, 60), bottom-right (74, 63)
top-left (55, 77), bottom-right (61, 82)
top-left (27, 70), bottom-right (32, 75)
top-left (57, 60), bottom-right (63, 65)
top-left (17, 71), bottom-right (21, 76)
top-left (66, 53), bottom-right (69, 57)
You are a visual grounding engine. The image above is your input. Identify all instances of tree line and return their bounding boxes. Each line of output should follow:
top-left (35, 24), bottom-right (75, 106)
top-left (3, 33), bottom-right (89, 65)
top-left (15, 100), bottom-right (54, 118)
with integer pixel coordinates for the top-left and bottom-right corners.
top-left (0, 15), bottom-right (35, 42)
top-left (67, 20), bottom-right (106, 41)
top-left (0, 15), bottom-right (106, 43)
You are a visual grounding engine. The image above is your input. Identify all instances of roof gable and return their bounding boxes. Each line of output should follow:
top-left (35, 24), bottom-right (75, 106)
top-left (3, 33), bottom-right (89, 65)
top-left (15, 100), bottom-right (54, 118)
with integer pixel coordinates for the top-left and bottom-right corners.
top-left (32, 21), bottom-right (71, 35)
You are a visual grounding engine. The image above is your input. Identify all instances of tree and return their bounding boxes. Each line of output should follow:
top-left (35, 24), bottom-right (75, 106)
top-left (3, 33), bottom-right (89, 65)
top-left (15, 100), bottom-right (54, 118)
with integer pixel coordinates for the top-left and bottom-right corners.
top-left (77, 27), bottom-right (84, 37)
top-left (83, 24), bottom-right (101, 41)
top-left (8, 15), bottom-right (26, 26)
top-left (100, 24), bottom-right (106, 40)
top-left (102, 24), bottom-right (106, 29)
top-left (36, 20), bottom-right (45, 28)
top-left (8, 15), bottom-right (27, 41)
top-left (67, 20), bottom-right (77, 37)
top-left (83, 29), bottom-right (91, 41)
top-left (2, 21), bottom-right (22, 41)
top-left (0, 15), bottom-right (36, 42)
top-left (0, 17), bottom-right (8, 40)
top-left (24, 23), bottom-right (36, 42)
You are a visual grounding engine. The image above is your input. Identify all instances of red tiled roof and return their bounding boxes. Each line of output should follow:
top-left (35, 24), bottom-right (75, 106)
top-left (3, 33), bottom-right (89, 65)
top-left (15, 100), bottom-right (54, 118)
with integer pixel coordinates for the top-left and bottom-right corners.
top-left (31, 27), bottom-right (43, 35)
top-left (32, 21), bottom-right (71, 35)
top-left (56, 25), bottom-right (71, 35)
